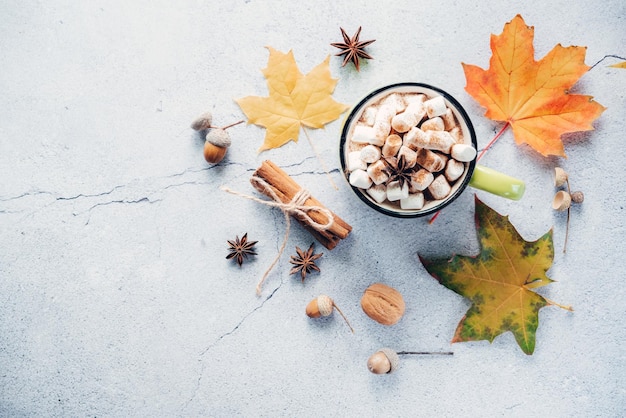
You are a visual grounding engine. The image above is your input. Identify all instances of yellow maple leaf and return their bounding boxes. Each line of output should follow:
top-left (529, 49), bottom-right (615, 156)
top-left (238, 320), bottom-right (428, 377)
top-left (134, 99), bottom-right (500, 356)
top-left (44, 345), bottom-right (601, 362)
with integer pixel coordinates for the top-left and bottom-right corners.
top-left (462, 15), bottom-right (606, 157)
top-left (609, 61), bottom-right (626, 69)
top-left (235, 47), bottom-right (349, 152)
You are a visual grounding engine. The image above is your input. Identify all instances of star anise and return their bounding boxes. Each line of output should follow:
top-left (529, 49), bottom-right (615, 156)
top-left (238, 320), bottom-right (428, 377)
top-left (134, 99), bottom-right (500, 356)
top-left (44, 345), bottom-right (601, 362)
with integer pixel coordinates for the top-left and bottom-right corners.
top-left (330, 26), bottom-right (375, 72)
top-left (226, 233), bottom-right (258, 267)
top-left (289, 243), bottom-right (322, 282)
top-left (384, 155), bottom-right (414, 187)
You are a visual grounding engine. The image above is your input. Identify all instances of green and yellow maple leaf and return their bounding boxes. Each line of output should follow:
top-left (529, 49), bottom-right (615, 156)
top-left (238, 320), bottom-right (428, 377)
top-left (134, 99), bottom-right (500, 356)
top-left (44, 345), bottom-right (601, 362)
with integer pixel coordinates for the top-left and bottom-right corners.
top-left (419, 197), bottom-right (571, 355)
top-left (235, 47), bottom-right (349, 152)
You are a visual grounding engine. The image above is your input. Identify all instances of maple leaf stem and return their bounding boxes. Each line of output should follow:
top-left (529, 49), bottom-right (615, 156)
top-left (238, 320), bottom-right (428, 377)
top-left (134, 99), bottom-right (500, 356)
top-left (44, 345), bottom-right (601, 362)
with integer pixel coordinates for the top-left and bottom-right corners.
top-left (545, 298), bottom-right (574, 312)
top-left (477, 122), bottom-right (510, 162)
top-left (428, 122), bottom-right (512, 224)
top-left (303, 127), bottom-right (338, 191)
top-left (428, 211), bottom-right (441, 225)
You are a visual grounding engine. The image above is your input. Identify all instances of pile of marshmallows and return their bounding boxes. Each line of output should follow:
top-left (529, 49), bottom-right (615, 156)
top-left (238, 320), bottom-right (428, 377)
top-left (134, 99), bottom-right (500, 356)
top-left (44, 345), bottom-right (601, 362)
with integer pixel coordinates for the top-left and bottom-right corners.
top-left (346, 91), bottom-right (477, 210)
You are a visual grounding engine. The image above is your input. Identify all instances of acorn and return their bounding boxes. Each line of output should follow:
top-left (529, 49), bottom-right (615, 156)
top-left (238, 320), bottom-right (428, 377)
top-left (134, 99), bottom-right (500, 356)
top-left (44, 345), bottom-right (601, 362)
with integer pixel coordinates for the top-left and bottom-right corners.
top-left (191, 112), bottom-right (213, 131)
top-left (570, 191), bottom-right (584, 204)
top-left (552, 190), bottom-right (584, 211)
top-left (367, 348), bottom-right (400, 374)
top-left (306, 295), bottom-right (354, 333)
top-left (204, 128), bottom-right (231, 163)
top-left (367, 348), bottom-right (454, 375)
top-left (551, 167), bottom-right (584, 254)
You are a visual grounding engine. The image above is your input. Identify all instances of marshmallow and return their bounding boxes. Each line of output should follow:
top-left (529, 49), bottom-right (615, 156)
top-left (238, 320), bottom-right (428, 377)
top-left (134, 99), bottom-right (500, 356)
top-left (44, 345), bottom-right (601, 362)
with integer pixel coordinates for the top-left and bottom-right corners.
top-left (346, 90), bottom-right (473, 212)
top-left (349, 169), bottom-right (372, 189)
top-left (403, 127), bottom-right (429, 150)
top-left (449, 126), bottom-right (463, 143)
top-left (421, 116), bottom-right (445, 132)
top-left (347, 151), bottom-right (367, 171)
top-left (424, 95), bottom-right (447, 118)
top-left (366, 184), bottom-right (387, 203)
top-left (400, 193), bottom-right (425, 210)
top-left (425, 131), bottom-right (456, 153)
top-left (352, 124), bottom-right (377, 144)
top-left (384, 156), bottom-right (397, 168)
top-left (360, 145), bottom-right (382, 163)
top-left (375, 104), bottom-right (396, 123)
top-left (360, 106), bottom-right (377, 126)
top-left (403, 93), bottom-right (426, 106)
top-left (391, 113), bottom-right (414, 133)
top-left (442, 108), bottom-right (457, 130)
top-left (386, 180), bottom-right (409, 201)
top-left (451, 143), bottom-right (477, 162)
top-left (445, 159), bottom-right (465, 182)
top-left (391, 101), bottom-right (426, 133)
top-left (371, 120), bottom-right (390, 146)
top-left (428, 175), bottom-right (452, 200)
top-left (382, 134), bottom-right (403, 157)
top-left (397, 145), bottom-right (418, 168)
top-left (409, 168), bottom-right (434, 191)
top-left (381, 93), bottom-right (406, 113)
top-left (366, 160), bottom-right (389, 185)
top-left (416, 148), bottom-right (447, 172)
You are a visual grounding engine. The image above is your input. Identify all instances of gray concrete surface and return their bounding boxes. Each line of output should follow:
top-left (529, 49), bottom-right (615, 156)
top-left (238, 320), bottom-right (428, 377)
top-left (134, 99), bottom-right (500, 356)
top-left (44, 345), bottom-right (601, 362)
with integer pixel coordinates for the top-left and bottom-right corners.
top-left (1, 1), bottom-right (624, 416)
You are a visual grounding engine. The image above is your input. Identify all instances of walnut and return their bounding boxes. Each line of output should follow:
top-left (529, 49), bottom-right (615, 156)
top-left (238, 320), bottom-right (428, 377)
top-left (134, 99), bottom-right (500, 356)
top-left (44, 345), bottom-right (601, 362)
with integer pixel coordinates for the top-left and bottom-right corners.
top-left (360, 283), bottom-right (405, 325)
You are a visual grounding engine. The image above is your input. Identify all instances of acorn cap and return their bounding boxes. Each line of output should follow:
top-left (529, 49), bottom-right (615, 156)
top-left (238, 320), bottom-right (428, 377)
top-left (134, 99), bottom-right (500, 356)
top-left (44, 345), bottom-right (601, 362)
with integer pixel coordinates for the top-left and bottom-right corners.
top-left (554, 167), bottom-right (568, 187)
top-left (316, 295), bottom-right (334, 316)
top-left (552, 190), bottom-right (571, 211)
top-left (305, 295), bottom-right (334, 318)
top-left (376, 348), bottom-right (400, 374)
top-left (206, 128), bottom-right (231, 148)
top-left (191, 112), bottom-right (213, 131)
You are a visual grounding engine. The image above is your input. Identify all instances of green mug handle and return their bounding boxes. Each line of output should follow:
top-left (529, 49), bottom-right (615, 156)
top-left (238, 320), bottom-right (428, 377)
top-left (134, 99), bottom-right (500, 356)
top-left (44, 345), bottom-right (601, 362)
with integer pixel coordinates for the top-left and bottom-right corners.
top-left (468, 165), bottom-right (525, 201)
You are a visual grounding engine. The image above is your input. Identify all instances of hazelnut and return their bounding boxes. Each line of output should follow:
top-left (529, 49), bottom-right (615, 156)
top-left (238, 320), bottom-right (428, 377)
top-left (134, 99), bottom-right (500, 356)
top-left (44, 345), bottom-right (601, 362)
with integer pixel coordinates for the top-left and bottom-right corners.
top-left (360, 283), bottom-right (405, 325)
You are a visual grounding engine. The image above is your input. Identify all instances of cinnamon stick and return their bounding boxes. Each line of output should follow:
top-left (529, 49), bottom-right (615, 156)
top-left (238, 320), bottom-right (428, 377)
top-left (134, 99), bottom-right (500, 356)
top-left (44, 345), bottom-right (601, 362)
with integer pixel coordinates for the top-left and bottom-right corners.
top-left (252, 160), bottom-right (352, 250)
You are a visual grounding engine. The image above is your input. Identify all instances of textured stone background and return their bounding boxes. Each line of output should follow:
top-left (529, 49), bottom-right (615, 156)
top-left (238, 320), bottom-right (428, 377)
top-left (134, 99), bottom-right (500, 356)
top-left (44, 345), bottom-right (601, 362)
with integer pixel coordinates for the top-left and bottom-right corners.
top-left (1, 1), bottom-right (624, 416)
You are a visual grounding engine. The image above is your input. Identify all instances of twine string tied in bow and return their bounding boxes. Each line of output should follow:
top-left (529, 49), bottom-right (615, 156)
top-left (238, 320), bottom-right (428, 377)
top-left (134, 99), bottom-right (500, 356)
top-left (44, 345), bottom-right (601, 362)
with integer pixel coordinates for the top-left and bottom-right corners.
top-left (220, 176), bottom-right (334, 295)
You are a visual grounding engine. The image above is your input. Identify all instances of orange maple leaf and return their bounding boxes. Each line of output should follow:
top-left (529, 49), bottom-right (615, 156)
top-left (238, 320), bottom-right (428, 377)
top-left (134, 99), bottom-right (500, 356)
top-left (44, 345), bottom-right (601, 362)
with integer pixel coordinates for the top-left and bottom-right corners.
top-left (235, 47), bottom-right (349, 152)
top-left (462, 14), bottom-right (606, 157)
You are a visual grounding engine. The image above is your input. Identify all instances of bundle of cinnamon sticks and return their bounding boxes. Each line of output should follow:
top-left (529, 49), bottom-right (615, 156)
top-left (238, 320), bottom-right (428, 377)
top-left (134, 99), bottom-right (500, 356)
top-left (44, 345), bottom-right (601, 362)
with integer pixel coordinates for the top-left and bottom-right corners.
top-left (252, 160), bottom-right (352, 250)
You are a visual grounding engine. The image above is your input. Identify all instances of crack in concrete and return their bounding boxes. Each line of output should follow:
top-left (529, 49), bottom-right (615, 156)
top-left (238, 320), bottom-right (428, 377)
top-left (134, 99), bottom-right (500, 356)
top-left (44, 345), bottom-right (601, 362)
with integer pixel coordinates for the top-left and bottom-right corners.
top-left (590, 54), bottom-right (626, 71)
top-left (81, 197), bottom-right (163, 225)
top-left (198, 283), bottom-right (282, 357)
top-left (0, 191), bottom-right (55, 202)
top-left (55, 185), bottom-right (126, 202)
top-left (181, 282), bottom-right (283, 410)
top-left (289, 167), bottom-right (340, 178)
top-left (1, 156), bottom-right (333, 209)
top-left (161, 180), bottom-right (213, 191)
